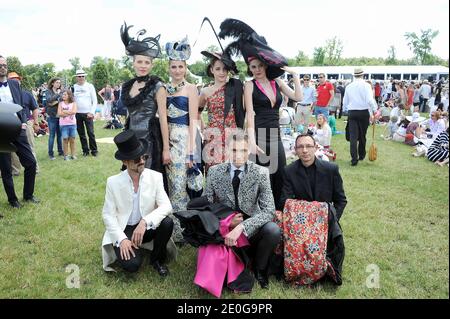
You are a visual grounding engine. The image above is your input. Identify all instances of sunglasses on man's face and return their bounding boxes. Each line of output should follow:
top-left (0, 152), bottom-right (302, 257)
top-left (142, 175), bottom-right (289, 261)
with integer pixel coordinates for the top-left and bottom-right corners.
top-left (133, 154), bottom-right (149, 164)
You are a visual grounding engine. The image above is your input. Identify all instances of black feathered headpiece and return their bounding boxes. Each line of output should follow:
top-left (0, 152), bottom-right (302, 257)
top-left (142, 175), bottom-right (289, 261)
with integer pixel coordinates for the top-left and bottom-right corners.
top-left (120, 21), bottom-right (161, 58)
top-left (219, 19), bottom-right (287, 79)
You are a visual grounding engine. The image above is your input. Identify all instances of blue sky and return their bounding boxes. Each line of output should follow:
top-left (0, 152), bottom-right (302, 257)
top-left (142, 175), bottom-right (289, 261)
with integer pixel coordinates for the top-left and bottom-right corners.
top-left (1, 0), bottom-right (448, 70)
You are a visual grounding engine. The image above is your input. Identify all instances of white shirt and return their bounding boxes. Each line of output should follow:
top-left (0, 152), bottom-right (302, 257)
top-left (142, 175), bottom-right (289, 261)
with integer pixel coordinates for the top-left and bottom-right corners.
top-left (343, 78), bottom-right (377, 115)
top-left (128, 188), bottom-right (142, 226)
top-left (73, 82), bottom-right (97, 114)
top-left (0, 83), bottom-right (14, 104)
top-left (116, 171), bottom-right (155, 247)
top-left (419, 84), bottom-right (432, 99)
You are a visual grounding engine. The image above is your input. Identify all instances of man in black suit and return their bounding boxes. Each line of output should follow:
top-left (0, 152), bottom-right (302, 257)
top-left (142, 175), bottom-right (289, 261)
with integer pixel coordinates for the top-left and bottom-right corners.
top-left (280, 133), bottom-right (347, 221)
top-left (0, 55), bottom-right (39, 208)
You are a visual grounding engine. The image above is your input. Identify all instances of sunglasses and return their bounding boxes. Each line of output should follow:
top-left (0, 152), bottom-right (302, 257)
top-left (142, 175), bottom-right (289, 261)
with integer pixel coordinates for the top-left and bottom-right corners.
top-left (76, 76), bottom-right (85, 78)
top-left (133, 154), bottom-right (149, 164)
top-left (318, 76), bottom-right (324, 79)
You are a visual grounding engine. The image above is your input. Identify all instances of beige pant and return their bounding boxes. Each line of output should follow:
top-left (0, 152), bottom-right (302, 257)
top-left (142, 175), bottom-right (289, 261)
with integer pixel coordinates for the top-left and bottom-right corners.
top-left (295, 104), bottom-right (312, 127)
top-left (11, 120), bottom-right (40, 175)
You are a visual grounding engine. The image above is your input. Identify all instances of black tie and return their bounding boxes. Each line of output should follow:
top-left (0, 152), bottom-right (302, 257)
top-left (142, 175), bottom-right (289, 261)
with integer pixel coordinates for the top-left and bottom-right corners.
top-left (232, 169), bottom-right (241, 210)
top-left (0, 82), bottom-right (7, 87)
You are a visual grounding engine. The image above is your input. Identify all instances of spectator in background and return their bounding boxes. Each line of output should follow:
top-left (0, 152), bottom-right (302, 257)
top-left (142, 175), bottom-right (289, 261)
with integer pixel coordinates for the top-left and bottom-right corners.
top-left (312, 114), bottom-right (332, 148)
top-left (98, 84), bottom-right (115, 120)
top-left (336, 80), bottom-right (345, 118)
top-left (374, 82), bottom-right (382, 105)
top-left (413, 83), bottom-right (421, 112)
top-left (314, 73), bottom-right (334, 120)
top-left (426, 127), bottom-right (449, 167)
top-left (73, 69), bottom-right (98, 157)
top-left (0, 55), bottom-right (39, 208)
top-left (294, 74), bottom-right (316, 132)
top-left (7, 72), bottom-right (40, 175)
top-left (343, 68), bottom-right (377, 166)
top-left (45, 77), bottom-right (64, 160)
top-left (57, 90), bottom-right (78, 161)
top-left (419, 80), bottom-right (432, 112)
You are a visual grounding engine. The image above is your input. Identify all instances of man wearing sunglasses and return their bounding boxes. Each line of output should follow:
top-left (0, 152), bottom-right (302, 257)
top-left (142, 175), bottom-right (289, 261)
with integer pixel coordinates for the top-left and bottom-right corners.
top-left (72, 70), bottom-right (98, 157)
top-left (0, 55), bottom-right (39, 209)
top-left (101, 130), bottom-right (173, 275)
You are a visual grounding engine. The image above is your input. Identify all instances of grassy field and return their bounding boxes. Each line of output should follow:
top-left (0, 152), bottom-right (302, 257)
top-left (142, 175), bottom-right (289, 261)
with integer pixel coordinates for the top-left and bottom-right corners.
top-left (0, 116), bottom-right (448, 299)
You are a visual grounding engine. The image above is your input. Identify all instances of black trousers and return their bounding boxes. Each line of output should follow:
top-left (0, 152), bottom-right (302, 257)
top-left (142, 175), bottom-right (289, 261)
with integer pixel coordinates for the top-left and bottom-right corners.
top-left (249, 222), bottom-right (281, 272)
top-left (76, 113), bottom-right (97, 154)
top-left (0, 129), bottom-right (37, 203)
top-left (348, 110), bottom-right (370, 164)
top-left (113, 216), bottom-right (173, 273)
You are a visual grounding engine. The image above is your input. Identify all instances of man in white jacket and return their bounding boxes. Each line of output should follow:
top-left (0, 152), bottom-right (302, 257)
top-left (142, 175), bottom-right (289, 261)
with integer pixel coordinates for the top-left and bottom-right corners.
top-left (102, 130), bottom-right (173, 275)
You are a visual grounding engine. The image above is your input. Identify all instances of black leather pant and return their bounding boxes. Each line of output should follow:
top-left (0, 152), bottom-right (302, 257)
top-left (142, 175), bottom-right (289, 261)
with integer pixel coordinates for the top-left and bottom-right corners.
top-left (249, 222), bottom-right (281, 272)
top-left (113, 216), bottom-right (173, 273)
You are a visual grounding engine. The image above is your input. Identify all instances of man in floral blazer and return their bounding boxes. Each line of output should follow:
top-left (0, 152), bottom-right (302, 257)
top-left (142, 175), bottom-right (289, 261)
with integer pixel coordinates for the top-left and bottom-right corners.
top-left (203, 131), bottom-right (281, 289)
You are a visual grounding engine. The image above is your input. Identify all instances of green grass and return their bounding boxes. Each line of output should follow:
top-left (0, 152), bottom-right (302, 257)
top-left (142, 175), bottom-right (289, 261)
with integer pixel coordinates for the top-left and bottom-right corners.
top-left (0, 117), bottom-right (448, 298)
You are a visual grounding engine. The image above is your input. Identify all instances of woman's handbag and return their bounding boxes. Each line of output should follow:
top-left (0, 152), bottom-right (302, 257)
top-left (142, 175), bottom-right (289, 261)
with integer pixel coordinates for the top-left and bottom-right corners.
top-left (369, 123), bottom-right (377, 161)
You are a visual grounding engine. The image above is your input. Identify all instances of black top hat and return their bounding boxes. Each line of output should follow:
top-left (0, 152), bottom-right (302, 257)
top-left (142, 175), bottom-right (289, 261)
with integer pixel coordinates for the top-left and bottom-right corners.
top-left (114, 130), bottom-right (149, 160)
top-left (0, 102), bottom-right (23, 153)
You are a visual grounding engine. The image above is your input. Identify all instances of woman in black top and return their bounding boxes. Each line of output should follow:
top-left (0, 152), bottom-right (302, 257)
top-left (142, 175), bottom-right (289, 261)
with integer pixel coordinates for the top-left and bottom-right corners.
top-left (119, 22), bottom-right (170, 173)
top-left (244, 59), bottom-right (302, 209)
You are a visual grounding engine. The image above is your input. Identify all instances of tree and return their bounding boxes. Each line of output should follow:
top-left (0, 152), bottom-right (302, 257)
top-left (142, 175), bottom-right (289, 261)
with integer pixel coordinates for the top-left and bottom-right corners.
top-left (151, 57), bottom-right (169, 83)
top-left (294, 50), bottom-right (310, 66)
top-left (6, 56), bottom-right (24, 77)
top-left (91, 60), bottom-right (109, 93)
top-left (404, 29), bottom-right (439, 65)
top-left (324, 37), bottom-right (343, 65)
top-left (312, 47), bottom-right (326, 66)
top-left (69, 57), bottom-right (81, 73)
top-left (386, 45), bottom-right (397, 65)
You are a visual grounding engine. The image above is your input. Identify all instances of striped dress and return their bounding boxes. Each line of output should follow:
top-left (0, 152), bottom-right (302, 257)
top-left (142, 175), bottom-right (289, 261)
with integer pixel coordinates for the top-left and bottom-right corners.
top-left (426, 130), bottom-right (449, 162)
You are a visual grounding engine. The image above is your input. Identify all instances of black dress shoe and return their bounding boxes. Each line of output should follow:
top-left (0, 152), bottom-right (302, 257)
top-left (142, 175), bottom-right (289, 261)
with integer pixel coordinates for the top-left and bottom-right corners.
top-left (9, 200), bottom-right (21, 209)
top-left (24, 196), bottom-right (40, 204)
top-left (91, 152), bottom-right (98, 157)
top-left (255, 269), bottom-right (269, 289)
top-left (350, 161), bottom-right (358, 166)
top-left (152, 261), bottom-right (169, 277)
top-left (83, 152), bottom-right (89, 157)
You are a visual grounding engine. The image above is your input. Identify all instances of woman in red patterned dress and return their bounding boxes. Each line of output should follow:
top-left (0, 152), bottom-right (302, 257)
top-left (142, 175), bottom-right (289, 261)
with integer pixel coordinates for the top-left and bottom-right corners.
top-left (198, 51), bottom-right (245, 173)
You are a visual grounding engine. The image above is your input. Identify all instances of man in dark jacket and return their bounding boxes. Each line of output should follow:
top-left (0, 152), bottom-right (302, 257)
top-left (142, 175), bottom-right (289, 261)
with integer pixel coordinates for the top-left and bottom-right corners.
top-left (280, 133), bottom-right (347, 284)
top-left (280, 133), bottom-right (347, 219)
top-left (0, 55), bottom-right (39, 208)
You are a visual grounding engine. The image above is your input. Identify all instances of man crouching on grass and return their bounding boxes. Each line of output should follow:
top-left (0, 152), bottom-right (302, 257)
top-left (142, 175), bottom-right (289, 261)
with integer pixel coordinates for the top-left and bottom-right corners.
top-left (101, 130), bottom-right (173, 276)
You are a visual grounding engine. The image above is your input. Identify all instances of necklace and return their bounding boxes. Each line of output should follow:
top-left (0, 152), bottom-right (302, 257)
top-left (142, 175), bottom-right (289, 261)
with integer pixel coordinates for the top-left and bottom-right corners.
top-left (167, 81), bottom-right (185, 95)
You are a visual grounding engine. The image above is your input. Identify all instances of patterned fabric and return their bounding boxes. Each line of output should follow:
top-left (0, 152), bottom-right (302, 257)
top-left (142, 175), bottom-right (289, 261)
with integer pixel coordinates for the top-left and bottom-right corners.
top-left (203, 86), bottom-right (237, 172)
top-left (274, 199), bottom-right (333, 285)
top-left (166, 95), bottom-right (190, 242)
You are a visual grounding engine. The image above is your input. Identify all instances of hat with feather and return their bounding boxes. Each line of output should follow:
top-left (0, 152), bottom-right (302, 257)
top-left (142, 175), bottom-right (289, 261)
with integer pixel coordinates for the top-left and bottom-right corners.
top-left (218, 18), bottom-right (287, 80)
top-left (120, 21), bottom-right (161, 58)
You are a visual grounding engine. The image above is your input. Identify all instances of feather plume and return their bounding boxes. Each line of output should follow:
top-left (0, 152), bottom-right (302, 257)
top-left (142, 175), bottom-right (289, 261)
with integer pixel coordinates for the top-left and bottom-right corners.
top-left (120, 21), bottom-right (133, 47)
top-left (218, 19), bottom-right (260, 42)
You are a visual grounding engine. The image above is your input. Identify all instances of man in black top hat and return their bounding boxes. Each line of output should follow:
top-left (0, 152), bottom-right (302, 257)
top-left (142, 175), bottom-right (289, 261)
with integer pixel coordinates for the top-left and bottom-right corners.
top-left (101, 130), bottom-right (173, 275)
top-left (0, 55), bottom-right (39, 209)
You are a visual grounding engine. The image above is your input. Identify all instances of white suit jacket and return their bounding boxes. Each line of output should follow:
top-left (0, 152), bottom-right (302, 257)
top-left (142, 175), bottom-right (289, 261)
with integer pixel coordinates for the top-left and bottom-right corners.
top-left (101, 168), bottom-right (172, 271)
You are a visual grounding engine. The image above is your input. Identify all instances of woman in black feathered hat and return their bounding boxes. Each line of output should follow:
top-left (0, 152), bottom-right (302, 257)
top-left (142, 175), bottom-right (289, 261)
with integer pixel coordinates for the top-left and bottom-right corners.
top-left (219, 18), bottom-right (303, 210)
top-left (199, 50), bottom-right (246, 174)
top-left (119, 22), bottom-right (171, 176)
